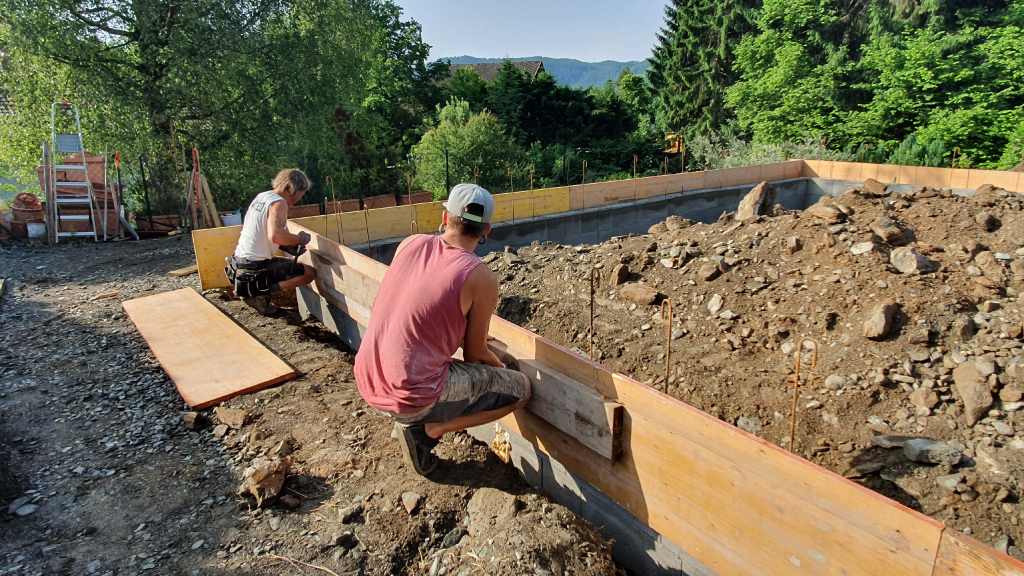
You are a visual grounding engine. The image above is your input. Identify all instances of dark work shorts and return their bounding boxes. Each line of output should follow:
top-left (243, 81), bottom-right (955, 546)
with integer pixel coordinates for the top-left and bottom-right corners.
top-left (266, 256), bottom-right (306, 286)
top-left (389, 361), bottom-right (529, 425)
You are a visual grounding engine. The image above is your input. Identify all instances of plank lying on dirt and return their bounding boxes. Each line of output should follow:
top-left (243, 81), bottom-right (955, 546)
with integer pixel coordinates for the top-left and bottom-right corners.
top-left (167, 264), bottom-right (198, 277)
top-left (288, 221), bottom-right (1024, 576)
top-left (933, 531), bottom-right (1024, 576)
top-left (122, 287), bottom-right (295, 408)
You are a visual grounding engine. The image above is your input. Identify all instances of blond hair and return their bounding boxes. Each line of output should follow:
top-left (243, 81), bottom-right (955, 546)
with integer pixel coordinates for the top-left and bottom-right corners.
top-left (271, 168), bottom-right (310, 196)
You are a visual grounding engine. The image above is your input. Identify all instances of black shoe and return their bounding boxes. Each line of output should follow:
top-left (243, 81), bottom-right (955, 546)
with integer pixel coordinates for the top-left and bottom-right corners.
top-left (394, 422), bottom-right (439, 476)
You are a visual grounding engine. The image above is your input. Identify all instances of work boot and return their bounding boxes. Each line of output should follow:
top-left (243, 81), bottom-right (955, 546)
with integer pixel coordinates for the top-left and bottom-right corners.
top-left (394, 422), bottom-right (439, 476)
top-left (242, 296), bottom-right (278, 316)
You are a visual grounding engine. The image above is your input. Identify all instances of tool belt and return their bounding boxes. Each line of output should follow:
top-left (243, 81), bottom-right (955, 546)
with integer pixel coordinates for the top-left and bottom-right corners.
top-left (225, 256), bottom-right (272, 298)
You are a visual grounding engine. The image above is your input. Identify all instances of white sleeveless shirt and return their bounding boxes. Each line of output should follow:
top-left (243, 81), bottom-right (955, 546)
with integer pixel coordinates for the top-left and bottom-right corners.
top-left (233, 191), bottom-right (283, 261)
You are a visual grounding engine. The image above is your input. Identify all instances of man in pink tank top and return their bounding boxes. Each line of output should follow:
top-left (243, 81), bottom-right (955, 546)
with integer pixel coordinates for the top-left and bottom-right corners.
top-left (354, 184), bottom-right (531, 476)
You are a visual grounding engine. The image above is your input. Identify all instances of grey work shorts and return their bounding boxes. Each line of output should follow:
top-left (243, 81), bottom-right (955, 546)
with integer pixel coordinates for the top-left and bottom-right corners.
top-left (388, 361), bottom-right (528, 425)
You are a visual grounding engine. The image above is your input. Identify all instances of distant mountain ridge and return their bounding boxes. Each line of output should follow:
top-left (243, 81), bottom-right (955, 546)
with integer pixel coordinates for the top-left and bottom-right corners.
top-left (442, 56), bottom-right (650, 89)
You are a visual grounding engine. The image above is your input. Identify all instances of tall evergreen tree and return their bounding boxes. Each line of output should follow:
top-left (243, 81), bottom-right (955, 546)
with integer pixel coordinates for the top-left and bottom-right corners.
top-left (648, 0), bottom-right (759, 137)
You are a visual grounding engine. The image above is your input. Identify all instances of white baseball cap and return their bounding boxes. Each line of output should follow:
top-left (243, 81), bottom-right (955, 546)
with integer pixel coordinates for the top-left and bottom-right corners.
top-left (444, 183), bottom-right (495, 224)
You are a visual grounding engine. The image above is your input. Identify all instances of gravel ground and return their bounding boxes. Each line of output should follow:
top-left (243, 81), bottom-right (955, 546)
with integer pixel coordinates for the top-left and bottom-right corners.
top-left (0, 234), bottom-right (618, 576)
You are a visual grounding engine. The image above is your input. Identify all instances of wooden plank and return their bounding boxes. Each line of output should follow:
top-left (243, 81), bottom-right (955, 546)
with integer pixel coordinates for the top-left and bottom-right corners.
top-left (705, 168), bottom-right (723, 189)
top-left (783, 159), bottom-right (803, 179)
top-left (800, 159), bottom-right (821, 177)
top-left (568, 184), bottom-right (585, 211)
top-left (722, 166), bottom-right (760, 187)
top-left (635, 175), bottom-right (668, 198)
top-left (531, 187), bottom-right (570, 217)
top-left (192, 226), bottom-right (241, 290)
top-left (915, 167), bottom-right (950, 188)
top-left (966, 168), bottom-right (1019, 191)
top-left (492, 193), bottom-right (514, 223)
top-left (682, 171), bottom-right (707, 191)
top-left (364, 205), bottom-right (413, 242)
top-left (949, 169), bottom-right (970, 190)
top-left (511, 190), bottom-right (535, 220)
top-left (876, 164), bottom-right (901, 184)
top-left (414, 200), bottom-right (445, 234)
top-left (167, 264), bottom-right (198, 277)
top-left (897, 165), bottom-right (919, 185)
top-left (933, 531), bottom-right (1024, 576)
top-left (760, 162), bottom-right (786, 182)
top-left (585, 179), bottom-right (636, 207)
top-left (488, 339), bottom-right (622, 459)
top-left (122, 288), bottom-right (295, 408)
top-left (831, 161), bottom-right (862, 181)
top-left (859, 162), bottom-right (879, 182)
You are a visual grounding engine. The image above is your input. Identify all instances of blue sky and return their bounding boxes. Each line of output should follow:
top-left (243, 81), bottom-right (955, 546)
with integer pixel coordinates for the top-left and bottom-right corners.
top-left (396, 0), bottom-right (668, 63)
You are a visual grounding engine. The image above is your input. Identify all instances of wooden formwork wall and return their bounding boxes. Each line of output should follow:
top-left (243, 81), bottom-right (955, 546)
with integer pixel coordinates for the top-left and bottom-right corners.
top-left (192, 159), bottom-right (1024, 291)
top-left (286, 218), bottom-right (1024, 576)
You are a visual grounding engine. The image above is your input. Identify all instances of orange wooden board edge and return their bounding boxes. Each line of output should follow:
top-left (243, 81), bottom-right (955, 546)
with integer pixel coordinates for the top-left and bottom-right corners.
top-left (122, 288), bottom-right (295, 409)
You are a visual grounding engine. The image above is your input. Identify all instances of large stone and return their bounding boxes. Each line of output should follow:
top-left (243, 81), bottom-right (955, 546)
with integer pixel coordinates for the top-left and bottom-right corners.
top-left (401, 492), bottom-right (421, 514)
top-left (863, 299), bottom-right (897, 340)
top-left (903, 438), bottom-right (962, 465)
top-left (974, 251), bottom-right (1006, 283)
top-left (618, 283), bottom-right (659, 306)
top-left (863, 178), bottom-right (889, 197)
top-left (825, 374), bottom-right (846, 390)
top-left (707, 294), bottom-right (724, 315)
top-left (1000, 386), bottom-right (1023, 403)
top-left (805, 202), bottom-right (845, 224)
top-left (870, 215), bottom-right (907, 245)
top-left (975, 212), bottom-right (998, 231)
top-left (237, 458), bottom-right (290, 507)
top-left (851, 242), bottom-right (878, 256)
top-left (890, 247), bottom-right (938, 274)
top-left (736, 181), bottom-right (777, 221)
top-left (953, 315), bottom-right (976, 340)
top-left (909, 387), bottom-right (939, 409)
top-left (698, 263), bottom-right (721, 282)
top-left (973, 356), bottom-right (996, 376)
top-left (665, 215), bottom-right (694, 231)
top-left (953, 362), bottom-right (994, 426)
top-left (215, 407), bottom-right (247, 429)
top-left (611, 263), bottom-right (630, 286)
top-left (467, 488), bottom-right (517, 536)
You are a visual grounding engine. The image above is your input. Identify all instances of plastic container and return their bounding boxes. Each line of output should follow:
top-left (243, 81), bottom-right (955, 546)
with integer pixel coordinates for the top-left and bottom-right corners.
top-left (27, 222), bottom-right (46, 238)
top-left (221, 212), bottom-right (242, 226)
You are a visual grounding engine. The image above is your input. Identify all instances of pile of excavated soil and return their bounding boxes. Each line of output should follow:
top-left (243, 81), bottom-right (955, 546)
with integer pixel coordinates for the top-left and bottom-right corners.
top-left (491, 180), bottom-right (1024, 557)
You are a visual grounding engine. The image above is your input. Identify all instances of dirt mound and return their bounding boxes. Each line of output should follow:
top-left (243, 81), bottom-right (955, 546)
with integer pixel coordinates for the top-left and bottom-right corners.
top-left (491, 182), bottom-right (1024, 557)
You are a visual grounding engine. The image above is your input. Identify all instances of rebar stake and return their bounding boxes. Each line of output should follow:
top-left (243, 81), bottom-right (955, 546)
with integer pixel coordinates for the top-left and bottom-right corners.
top-left (632, 155), bottom-right (638, 202)
top-left (474, 166), bottom-right (479, 185)
top-left (661, 299), bottom-right (672, 386)
top-left (789, 338), bottom-right (819, 453)
top-left (589, 268), bottom-right (601, 361)
top-left (326, 176), bottom-right (335, 242)
top-left (410, 221), bottom-right (418, 235)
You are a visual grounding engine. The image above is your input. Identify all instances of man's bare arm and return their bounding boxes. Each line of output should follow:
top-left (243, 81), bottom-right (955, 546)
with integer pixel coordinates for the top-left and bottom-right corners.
top-left (462, 265), bottom-right (504, 368)
top-left (267, 201), bottom-right (303, 246)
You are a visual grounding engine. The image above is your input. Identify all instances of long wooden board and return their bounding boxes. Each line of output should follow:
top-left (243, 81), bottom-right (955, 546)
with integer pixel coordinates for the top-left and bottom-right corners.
top-left (122, 288), bottom-right (295, 408)
top-left (290, 222), bottom-right (1024, 576)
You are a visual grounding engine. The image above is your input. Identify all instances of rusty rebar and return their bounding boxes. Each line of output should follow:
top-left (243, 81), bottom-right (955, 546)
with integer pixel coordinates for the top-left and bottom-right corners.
top-left (589, 267), bottom-right (601, 360)
top-left (474, 166), bottom-right (479, 185)
top-left (632, 155), bottom-right (638, 202)
top-left (661, 299), bottom-right (672, 386)
top-left (789, 338), bottom-right (819, 453)
top-left (410, 220), bottom-right (418, 235)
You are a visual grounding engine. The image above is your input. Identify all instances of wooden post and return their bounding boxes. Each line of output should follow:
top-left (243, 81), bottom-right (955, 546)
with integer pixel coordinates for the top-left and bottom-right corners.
top-left (42, 141), bottom-right (56, 245)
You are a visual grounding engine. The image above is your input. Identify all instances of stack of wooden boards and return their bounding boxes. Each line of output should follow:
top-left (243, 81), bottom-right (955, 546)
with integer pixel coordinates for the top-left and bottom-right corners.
top-left (284, 218), bottom-right (1024, 576)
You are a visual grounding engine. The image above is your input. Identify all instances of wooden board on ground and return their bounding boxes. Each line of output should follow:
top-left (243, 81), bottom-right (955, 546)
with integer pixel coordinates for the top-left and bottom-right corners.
top-left (933, 531), bottom-right (1024, 576)
top-left (122, 288), bottom-right (295, 408)
top-left (167, 264), bottom-right (198, 277)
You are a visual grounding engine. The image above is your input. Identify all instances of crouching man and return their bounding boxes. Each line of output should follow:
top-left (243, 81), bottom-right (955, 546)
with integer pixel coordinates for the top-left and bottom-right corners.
top-left (354, 184), bottom-right (531, 476)
top-left (227, 168), bottom-right (317, 315)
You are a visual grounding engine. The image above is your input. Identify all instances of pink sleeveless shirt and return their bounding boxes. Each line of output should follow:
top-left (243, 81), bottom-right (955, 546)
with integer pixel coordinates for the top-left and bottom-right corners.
top-left (354, 235), bottom-right (484, 413)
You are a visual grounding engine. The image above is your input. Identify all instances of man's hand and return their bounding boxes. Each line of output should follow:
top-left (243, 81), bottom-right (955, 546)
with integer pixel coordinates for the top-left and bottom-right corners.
top-left (498, 351), bottom-right (521, 373)
top-left (280, 244), bottom-right (306, 257)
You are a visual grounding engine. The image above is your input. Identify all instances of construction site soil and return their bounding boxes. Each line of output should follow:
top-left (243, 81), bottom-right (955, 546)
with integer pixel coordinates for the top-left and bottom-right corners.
top-left (0, 237), bottom-right (618, 576)
top-left (486, 181), bottom-right (1024, 560)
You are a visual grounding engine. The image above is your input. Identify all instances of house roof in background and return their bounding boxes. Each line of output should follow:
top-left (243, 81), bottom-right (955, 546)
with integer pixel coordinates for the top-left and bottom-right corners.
top-left (449, 60), bottom-right (545, 83)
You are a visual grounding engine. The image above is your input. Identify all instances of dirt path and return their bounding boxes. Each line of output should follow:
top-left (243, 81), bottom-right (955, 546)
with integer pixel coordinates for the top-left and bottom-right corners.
top-left (0, 235), bottom-right (617, 576)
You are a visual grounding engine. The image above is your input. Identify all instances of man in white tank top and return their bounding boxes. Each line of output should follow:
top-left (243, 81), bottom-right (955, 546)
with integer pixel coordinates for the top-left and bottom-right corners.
top-left (227, 168), bottom-right (316, 314)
